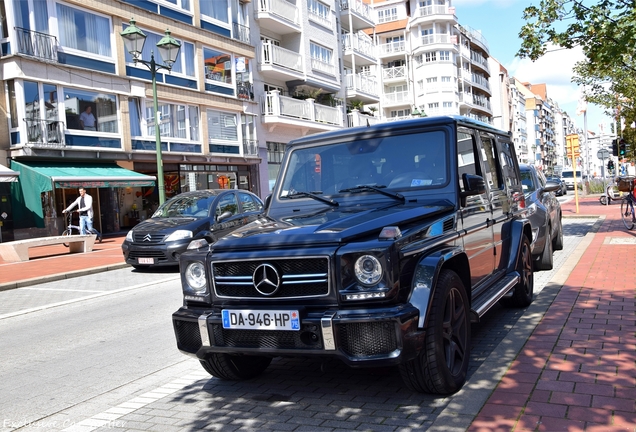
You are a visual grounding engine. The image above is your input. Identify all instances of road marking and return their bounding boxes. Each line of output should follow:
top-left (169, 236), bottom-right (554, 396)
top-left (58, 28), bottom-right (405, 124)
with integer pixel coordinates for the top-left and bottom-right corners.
top-left (61, 371), bottom-right (209, 432)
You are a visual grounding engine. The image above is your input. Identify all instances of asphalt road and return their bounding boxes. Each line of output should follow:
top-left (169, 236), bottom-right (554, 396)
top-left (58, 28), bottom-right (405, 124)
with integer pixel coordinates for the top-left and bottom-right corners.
top-left (0, 212), bottom-right (597, 432)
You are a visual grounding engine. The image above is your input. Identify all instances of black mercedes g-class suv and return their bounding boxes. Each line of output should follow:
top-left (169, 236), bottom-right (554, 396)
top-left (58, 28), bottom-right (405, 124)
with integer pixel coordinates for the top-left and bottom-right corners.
top-left (172, 116), bottom-right (534, 394)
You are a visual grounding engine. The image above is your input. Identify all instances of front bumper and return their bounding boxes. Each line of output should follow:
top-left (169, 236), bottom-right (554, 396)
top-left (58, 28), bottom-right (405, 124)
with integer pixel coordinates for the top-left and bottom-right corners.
top-left (173, 304), bottom-right (423, 367)
top-left (122, 240), bottom-right (189, 267)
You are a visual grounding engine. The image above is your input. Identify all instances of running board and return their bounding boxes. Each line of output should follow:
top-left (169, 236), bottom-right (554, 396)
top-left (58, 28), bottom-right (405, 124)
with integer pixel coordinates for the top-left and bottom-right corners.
top-left (470, 272), bottom-right (520, 322)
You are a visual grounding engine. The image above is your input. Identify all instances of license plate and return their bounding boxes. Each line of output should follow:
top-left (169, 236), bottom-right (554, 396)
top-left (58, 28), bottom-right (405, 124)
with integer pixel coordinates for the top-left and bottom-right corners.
top-left (222, 310), bottom-right (300, 331)
top-left (138, 257), bottom-right (154, 264)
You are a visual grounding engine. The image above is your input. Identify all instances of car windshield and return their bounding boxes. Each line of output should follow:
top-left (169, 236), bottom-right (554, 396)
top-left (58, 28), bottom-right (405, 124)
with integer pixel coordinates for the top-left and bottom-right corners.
top-left (279, 130), bottom-right (449, 198)
top-left (151, 196), bottom-right (211, 218)
top-left (520, 170), bottom-right (536, 193)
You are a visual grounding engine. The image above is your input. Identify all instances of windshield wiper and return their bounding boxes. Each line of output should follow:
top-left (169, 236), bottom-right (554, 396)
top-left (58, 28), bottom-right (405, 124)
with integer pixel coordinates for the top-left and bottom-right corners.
top-left (284, 191), bottom-right (339, 207)
top-left (339, 185), bottom-right (405, 202)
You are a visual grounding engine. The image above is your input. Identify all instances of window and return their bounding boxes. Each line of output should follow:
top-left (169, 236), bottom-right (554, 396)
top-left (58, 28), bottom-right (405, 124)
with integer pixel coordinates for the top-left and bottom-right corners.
top-left (216, 193), bottom-right (238, 216)
top-left (441, 76), bottom-right (451, 83)
top-left (428, 102), bottom-right (439, 109)
top-left (207, 109), bottom-right (238, 142)
top-left (267, 141), bottom-right (286, 191)
top-left (154, 0), bottom-right (191, 11)
top-left (130, 99), bottom-right (199, 141)
top-left (426, 77), bottom-right (437, 84)
top-left (56, 4), bottom-right (111, 57)
top-left (310, 42), bottom-right (332, 64)
top-left (13, 0), bottom-right (49, 32)
top-left (425, 52), bottom-right (437, 62)
top-left (204, 47), bottom-right (233, 85)
top-left (378, 7), bottom-right (397, 23)
top-left (201, 0), bottom-right (229, 24)
top-left (239, 192), bottom-right (263, 212)
top-left (440, 51), bottom-right (450, 61)
top-left (123, 25), bottom-right (195, 77)
top-left (443, 102), bottom-right (453, 108)
top-left (308, 0), bottom-right (330, 21)
top-left (63, 88), bottom-right (117, 133)
top-left (480, 134), bottom-right (502, 189)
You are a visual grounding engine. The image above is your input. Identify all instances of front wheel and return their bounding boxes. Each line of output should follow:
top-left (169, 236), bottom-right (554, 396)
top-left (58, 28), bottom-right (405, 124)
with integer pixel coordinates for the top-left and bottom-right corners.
top-left (552, 217), bottom-right (564, 251)
top-left (599, 195), bottom-right (607, 205)
top-left (535, 225), bottom-right (553, 271)
top-left (621, 199), bottom-right (636, 230)
top-left (399, 269), bottom-right (470, 394)
top-left (61, 229), bottom-right (71, 247)
top-left (200, 353), bottom-right (272, 380)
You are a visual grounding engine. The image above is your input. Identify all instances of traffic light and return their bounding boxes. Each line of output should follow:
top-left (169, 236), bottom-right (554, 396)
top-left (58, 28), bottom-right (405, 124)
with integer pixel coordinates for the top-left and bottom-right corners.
top-left (612, 139), bottom-right (619, 156)
top-left (607, 160), bottom-right (614, 171)
top-left (619, 139), bottom-right (626, 157)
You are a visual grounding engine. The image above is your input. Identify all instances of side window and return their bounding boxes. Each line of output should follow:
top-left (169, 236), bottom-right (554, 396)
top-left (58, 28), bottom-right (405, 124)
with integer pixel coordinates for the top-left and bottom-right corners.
top-left (239, 192), bottom-right (262, 213)
top-left (537, 169), bottom-right (547, 188)
top-left (216, 194), bottom-right (239, 217)
top-left (479, 133), bottom-right (502, 190)
top-left (498, 139), bottom-right (520, 188)
top-left (457, 129), bottom-right (481, 193)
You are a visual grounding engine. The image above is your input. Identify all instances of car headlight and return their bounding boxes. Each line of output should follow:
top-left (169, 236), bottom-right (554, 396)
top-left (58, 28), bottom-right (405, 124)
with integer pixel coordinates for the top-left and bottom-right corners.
top-left (125, 230), bottom-right (133, 242)
top-left (354, 255), bottom-right (382, 285)
top-left (165, 230), bottom-right (193, 242)
top-left (184, 262), bottom-right (207, 294)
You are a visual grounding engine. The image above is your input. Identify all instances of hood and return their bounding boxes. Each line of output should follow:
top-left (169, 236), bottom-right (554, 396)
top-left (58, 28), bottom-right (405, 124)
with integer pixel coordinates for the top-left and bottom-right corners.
top-left (131, 217), bottom-right (208, 234)
top-left (215, 200), bottom-right (455, 249)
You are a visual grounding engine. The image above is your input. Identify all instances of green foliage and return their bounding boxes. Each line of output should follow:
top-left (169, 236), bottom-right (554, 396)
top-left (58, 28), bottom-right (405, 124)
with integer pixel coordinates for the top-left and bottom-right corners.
top-left (518, 0), bottom-right (636, 162)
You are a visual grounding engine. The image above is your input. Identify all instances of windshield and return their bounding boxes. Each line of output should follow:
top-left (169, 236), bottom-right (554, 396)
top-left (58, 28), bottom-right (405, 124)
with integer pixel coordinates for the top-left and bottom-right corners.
top-left (151, 195), bottom-right (211, 218)
top-left (561, 171), bottom-right (579, 178)
top-left (279, 130), bottom-right (448, 198)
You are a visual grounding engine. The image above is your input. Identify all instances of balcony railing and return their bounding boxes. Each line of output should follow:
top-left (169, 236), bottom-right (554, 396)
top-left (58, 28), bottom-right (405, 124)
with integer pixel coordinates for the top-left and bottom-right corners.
top-left (342, 32), bottom-right (375, 58)
top-left (237, 82), bottom-right (254, 101)
top-left (347, 110), bottom-right (380, 128)
top-left (340, 0), bottom-right (373, 22)
top-left (345, 73), bottom-right (378, 96)
top-left (260, 42), bottom-right (303, 73)
top-left (261, 91), bottom-right (342, 126)
top-left (243, 139), bottom-right (259, 156)
top-left (382, 66), bottom-right (405, 80)
top-left (384, 91), bottom-right (409, 105)
top-left (378, 41), bottom-right (405, 56)
top-left (24, 119), bottom-right (65, 147)
top-left (420, 34), bottom-right (450, 46)
top-left (15, 27), bottom-right (58, 61)
top-left (232, 22), bottom-right (250, 44)
top-left (415, 4), bottom-right (448, 17)
top-left (257, 0), bottom-right (300, 25)
top-left (311, 58), bottom-right (336, 76)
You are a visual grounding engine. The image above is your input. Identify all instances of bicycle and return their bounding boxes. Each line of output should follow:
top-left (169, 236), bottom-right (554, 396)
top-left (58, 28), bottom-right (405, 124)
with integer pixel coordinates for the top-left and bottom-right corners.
top-left (616, 177), bottom-right (636, 230)
top-left (61, 211), bottom-right (102, 247)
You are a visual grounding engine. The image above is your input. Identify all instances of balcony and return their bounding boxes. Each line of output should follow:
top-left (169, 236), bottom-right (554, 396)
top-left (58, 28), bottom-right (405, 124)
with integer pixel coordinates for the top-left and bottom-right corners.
top-left (258, 42), bottom-right (304, 81)
top-left (345, 73), bottom-right (379, 103)
top-left (382, 66), bottom-right (406, 82)
top-left (411, 4), bottom-right (455, 26)
top-left (261, 91), bottom-right (343, 133)
top-left (243, 139), bottom-right (259, 156)
top-left (254, 0), bottom-right (301, 34)
top-left (383, 90), bottom-right (410, 107)
top-left (342, 32), bottom-right (377, 66)
top-left (24, 119), bottom-right (66, 147)
top-left (347, 110), bottom-right (381, 128)
top-left (339, 0), bottom-right (374, 32)
top-left (15, 27), bottom-right (58, 62)
top-left (232, 22), bottom-right (250, 44)
top-left (419, 33), bottom-right (450, 47)
top-left (311, 58), bottom-right (336, 76)
top-left (377, 41), bottom-right (406, 59)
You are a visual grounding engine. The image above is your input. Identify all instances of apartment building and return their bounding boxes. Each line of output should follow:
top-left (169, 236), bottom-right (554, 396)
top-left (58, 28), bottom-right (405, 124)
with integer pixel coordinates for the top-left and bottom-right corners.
top-left (0, 0), bottom-right (260, 240)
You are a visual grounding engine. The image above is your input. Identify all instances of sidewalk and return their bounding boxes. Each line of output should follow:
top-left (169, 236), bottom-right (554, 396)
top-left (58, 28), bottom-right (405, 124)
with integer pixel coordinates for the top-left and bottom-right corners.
top-left (470, 194), bottom-right (636, 431)
top-left (0, 235), bottom-right (128, 291)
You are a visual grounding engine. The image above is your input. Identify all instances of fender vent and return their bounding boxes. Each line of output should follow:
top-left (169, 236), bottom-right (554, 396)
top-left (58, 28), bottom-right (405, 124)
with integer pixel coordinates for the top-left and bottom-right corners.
top-left (443, 217), bottom-right (454, 232)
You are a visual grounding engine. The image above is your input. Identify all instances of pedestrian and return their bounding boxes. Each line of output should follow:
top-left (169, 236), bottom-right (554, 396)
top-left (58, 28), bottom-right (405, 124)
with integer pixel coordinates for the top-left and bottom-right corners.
top-left (79, 106), bottom-right (97, 131)
top-left (63, 187), bottom-right (101, 240)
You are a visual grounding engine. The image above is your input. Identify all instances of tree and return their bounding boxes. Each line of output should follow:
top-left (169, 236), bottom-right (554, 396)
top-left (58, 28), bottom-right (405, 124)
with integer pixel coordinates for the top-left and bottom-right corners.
top-left (518, 0), bottom-right (636, 161)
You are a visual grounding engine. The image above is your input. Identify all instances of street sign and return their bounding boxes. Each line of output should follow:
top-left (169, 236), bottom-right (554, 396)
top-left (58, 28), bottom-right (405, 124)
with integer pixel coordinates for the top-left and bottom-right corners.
top-left (597, 149), bottom-right (610, 160)
top-left (566, 134), bottom-right (581, 158)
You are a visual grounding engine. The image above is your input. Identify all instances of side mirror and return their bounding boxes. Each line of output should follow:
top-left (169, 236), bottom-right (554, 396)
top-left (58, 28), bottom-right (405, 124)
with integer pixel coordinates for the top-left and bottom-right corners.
top-left (216, 210), bottom-right (233, 223)
top-left (460, 173), bottom-right (486, 207)
top-left (264, 194), bottom-right (271, 211)
top-left (543, 181), bottom-right (560, 193)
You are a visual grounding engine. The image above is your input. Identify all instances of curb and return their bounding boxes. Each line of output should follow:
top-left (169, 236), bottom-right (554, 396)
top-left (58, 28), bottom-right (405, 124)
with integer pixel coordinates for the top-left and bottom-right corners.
top-left (0, 262), bottom-right (131, 292)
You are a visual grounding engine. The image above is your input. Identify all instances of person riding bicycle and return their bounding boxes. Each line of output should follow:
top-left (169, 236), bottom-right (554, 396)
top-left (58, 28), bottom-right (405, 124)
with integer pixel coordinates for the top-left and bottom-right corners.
top-left (63, 187), bottom-right (102, 241)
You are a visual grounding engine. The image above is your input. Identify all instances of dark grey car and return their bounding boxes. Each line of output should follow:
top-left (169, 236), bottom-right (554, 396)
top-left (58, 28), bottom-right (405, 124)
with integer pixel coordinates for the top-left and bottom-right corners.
top-left (122, 190), bottom-right (264, 269)
top-left (520, 164), bottom-right (563, 270)
top-left (547, 176), bottom-right (567, 196)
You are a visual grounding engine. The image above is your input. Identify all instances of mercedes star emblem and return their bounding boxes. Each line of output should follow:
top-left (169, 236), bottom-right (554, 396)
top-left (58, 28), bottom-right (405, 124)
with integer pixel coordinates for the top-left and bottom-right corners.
top-left (252, 263), bottom-right (280, 296)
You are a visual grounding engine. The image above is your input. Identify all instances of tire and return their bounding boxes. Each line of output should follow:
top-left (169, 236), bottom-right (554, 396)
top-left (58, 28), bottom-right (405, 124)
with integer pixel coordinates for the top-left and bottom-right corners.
top-left (552, 217), bottom-right (564, 251)
top-left (61, 229), bottom-right (71, 247)
top-left (535, 225), bottom-right (553, 271)
top-left (399, 269), bottom-right (470, 395)
top-left (621, 200), bottom-right (636, 230)
top-left (599, 196), bottom-right (607, 205)
top-left (200, 353), bottom-right (272, 380)
top-left (503, 236), bottom-right (534, 307)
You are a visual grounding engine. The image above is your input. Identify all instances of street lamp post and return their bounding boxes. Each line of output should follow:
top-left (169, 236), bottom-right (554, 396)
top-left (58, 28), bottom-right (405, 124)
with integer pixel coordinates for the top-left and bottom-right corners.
top-left (120, 19), bottom-right (181, 205)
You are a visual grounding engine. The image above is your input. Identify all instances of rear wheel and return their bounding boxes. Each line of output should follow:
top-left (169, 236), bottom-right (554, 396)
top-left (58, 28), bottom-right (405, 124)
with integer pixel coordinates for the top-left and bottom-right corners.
top-left (535, 225), bottom-right (553, 270)
top-left (61, 229), bottom-right (71, 247)
top-left (503, 236), bottom-right (533, 307)
top-left (200, 353), bottom-right (272, 380)
top-left (621, 199), bottom-right (636, 230)
top-left (399, 269), bottom-right (470, 394)
top-left (552, 217), bottom-right (564, 251)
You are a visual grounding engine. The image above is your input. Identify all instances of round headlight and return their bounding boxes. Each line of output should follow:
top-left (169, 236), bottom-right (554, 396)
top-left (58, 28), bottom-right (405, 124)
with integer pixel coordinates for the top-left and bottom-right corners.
top-left (184, 262), bottom-right (207, 294)
top-left (354, 255), bottom-right (382, 285)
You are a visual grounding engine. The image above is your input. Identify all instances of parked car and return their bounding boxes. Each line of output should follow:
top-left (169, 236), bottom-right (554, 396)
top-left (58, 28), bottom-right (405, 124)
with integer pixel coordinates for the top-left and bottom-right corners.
top-left (546, 176), bottom-right (567, 196)
top-left (122, 190), bottom-right (264, 269)
top-left (561, 169), bottom-right (582, 190)
top-left (520, 164), bottom-right (564, 270)
top-left (172, 116), bottom-right (534, 395)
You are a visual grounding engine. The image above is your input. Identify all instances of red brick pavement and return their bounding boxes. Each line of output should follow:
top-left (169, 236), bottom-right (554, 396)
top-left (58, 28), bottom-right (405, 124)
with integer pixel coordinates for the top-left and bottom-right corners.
top-left (469, 195), bottom-right (636, 431)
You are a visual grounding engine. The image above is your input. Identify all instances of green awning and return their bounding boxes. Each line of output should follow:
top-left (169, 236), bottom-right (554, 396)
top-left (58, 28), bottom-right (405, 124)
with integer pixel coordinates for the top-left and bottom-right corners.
top-left (10, 161), bottom-right (156, 189)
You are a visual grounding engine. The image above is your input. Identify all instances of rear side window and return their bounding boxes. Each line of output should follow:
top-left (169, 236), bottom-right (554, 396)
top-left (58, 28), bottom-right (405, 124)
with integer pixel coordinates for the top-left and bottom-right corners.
top-left (216, 193), bottom-right (238, 216)
top-left (457, 129), bottom-right (481, 193)
top-left (479, 133), bottom-right (502, 190)
top-left (497, 139), bottom-right (521, 188)
top-left (239, 192), bottom-right (262, 213)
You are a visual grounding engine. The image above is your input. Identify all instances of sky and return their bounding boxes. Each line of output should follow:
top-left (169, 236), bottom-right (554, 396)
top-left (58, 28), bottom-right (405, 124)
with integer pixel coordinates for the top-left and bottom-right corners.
top-left (452, 0), bottom-right (613, 134)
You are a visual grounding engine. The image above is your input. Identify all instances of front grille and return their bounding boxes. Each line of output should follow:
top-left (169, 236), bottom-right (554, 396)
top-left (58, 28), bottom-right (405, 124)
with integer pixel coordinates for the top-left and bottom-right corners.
top-left (174, 320), bottom-right (202, 353)
top-left (132, 233), bottom-right (164, 244)
top-left (128, 250), bottom-right (166, 259)
top-left (213, 257), bottom-right (329, 299)
top-left (212, 324), bottom-right (323, 350)
top-left (337, 321), bottom-right (398, 357)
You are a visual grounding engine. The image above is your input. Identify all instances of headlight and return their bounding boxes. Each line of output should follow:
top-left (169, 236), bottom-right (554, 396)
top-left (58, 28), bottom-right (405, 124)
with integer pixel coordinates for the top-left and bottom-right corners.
top-left (184, 262), bottom-right (207, 294)
top-left (354, 255), bottom-right (382, 285)
top-left (125, 230), bottom-right (133, 242)
top-left (165, 230), bottom-right (193, 242)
